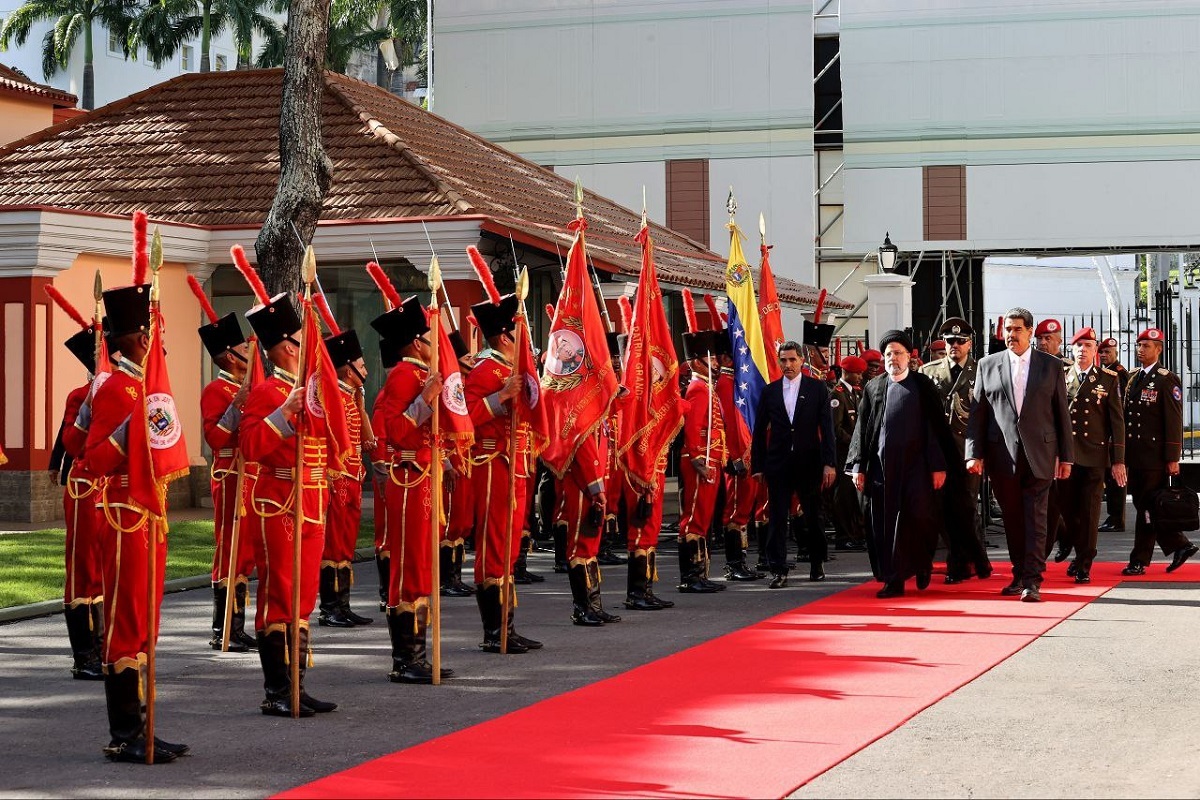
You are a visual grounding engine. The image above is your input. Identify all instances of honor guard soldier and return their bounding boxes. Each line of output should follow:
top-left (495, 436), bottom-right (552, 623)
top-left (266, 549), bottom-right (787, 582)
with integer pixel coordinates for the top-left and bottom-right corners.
top-left (1098, 336), bottom-right (1130, 532)
top-left (440, 331), bottom-right (478, 597)
top-left (919, 317), bottom-right (992, 583)
top-left (47, 287), bottom-right (106, 680)
top-left (371, 336), bottom-right (401, 610)
top-left (236, 258), bottom-right (336, 718)
top-left (464, 289), bottom-right (543, 653)
top-left (84, 268), bottom-right (187, 763)
top-left (829, 355), bottom-right (867, 551)
top-left (1122, 328), bottom-right (1198, 575)
top-left (1058, 328), bottom-right (1125, 583)
top-left (369, 284), bottom-right (454, 683)
top-left (716, 331), bottom-right (763, 582)
top-left (316, 302), bottom-right (374, 629)
top-left (677, 327), bottom-right (727, 593)
top-left (190, 280), bottom-right (257, 652)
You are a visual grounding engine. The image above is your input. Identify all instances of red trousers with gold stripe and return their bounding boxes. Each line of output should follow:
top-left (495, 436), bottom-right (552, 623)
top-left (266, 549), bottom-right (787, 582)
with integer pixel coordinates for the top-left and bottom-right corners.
top-left (323, 476), bottom-right (362, 566)
top-left (446, 468), bottom-right (473, 546)
top-left (372, 471), bottom-right (389, 553)
top-left (472, 456), bottom-right (527, 585)
top-left (625, 472), bottom-right (665, 553)
top-left (210, 474), bottom-right (256, 585)
top-left (245, 475), bottom-right (326, 633)
top-left (64, 478), bottom-right (104, 607)
top-left (384, 463), bottom-right (433, 606)
top-left (723, 471), bottom-right (760, 529)
top-left (100, 504), bottom-right (166, 673)
top-left (560, 474), bottom-right (601, 564)
top-left (679, 458), bottom-right (720, 538)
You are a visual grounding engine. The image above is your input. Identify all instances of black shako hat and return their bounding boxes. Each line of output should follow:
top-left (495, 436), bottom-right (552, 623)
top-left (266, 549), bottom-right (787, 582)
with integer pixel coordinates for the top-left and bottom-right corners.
top-left (370, 296), bottom-right (429, 349)
top-left (102, 284), bottom-right (152, 339)
top-left (448, 330), bottom-right (471, 361)
top-left (379, 336), bottom-right (402, 369)
top-left (471, 294), bottom-right (520, 340)
top-left (245, 292), bottom-right (302, 350)
top-left (803, 320), bottom-right (835, 348)
top-left (198, 312), bottom-right (246, 358)
top-left (64, 328), bottom-right (97, 374)
top-left (323, 329), bottom-right (363, 370)
top-left (681, 330), bottom-right (723, 361)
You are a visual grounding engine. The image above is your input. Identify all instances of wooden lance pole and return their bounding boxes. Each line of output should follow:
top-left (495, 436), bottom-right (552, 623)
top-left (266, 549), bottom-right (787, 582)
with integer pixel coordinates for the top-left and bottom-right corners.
top-left (428, 254), bottom-right (443, 684)
top-left (499, 267), bottom-right (529, 655)
top-left (221, 337), bottom-right (259, 651)
top-left (290, 246), bottom-right (317, 718)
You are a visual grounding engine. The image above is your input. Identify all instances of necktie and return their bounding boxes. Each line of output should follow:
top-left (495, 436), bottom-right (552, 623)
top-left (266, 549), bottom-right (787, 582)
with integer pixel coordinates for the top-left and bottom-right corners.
top-left (950, 364), bottom-right (963, 384)
top-left (1014, 358), bottom-right (1027, 416)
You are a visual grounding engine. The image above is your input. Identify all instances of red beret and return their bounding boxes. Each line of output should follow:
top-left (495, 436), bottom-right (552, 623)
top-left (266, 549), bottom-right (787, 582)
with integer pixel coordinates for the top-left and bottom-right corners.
top-left (1099, 337), bottom-right (1118, 349)
top-left (931, 339), bottom-right (946, 350)
top-left (1138, 328), bottom-right (1165, 343)
top-left (861, 349), bottom-right (883, 362)
top-left (1034, 318), bottom-right (1061, 337)
top-left (1070, 327), bottom-right (1096, 345)
top-left (840, 355), bottom-right (867, 373)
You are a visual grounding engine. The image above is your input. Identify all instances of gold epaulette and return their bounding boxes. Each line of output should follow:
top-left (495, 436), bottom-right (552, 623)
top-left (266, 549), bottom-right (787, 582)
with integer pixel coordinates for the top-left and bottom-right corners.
top-left (1101, 367), bottom-right (1118, 377)
top-left (1158, 368), bottom-right (1170, 376)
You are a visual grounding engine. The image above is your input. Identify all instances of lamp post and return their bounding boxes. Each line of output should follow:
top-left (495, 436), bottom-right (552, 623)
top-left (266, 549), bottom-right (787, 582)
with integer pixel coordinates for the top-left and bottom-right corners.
top-left (878, 232), bottom-right (899, 273)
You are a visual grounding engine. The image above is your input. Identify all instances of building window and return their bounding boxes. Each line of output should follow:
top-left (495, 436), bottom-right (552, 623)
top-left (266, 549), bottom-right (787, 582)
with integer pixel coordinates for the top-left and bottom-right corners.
top-left (181, 45), bottom-right (193, 71)
top-left (107, 30), bottom-right (121, 55)
top-left (215, 54), bottom-right (228, 71)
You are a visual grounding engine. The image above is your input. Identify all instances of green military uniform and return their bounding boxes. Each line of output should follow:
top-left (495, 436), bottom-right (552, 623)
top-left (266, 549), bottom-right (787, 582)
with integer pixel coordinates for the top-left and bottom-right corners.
top-left (829, 376), bottom-right (864, 548)
top-left (1099, 338), bottom-right (1131, 531)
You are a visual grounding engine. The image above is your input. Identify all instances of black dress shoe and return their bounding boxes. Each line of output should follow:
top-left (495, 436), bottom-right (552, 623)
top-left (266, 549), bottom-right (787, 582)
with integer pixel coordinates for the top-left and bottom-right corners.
top-left (594, 609), bottom-right (622, 623)
top-left (975, 562), bottom-right (993, 580)
top-left (441, 583), bottom-right (473, 598)
top-left (1098, 521), bottom-right (1125, 533)
top-left (645, 591), bottom-right (674, 608)
top-left (1074, 571), bottom-right (1091, 584)
top-left (699, 577), bottom-right (727, 592)
top-left (571, 607), bottom-right (605, 627)
top-left (509, 631), bottom-right (543, 649)
top-left (1167, 544), bottom-right (1199, 573)
top-left (479, 638), bottom-right (529, 654)
top-left (915, 569), bottom-right (931, 590)
top-left (1066, 561), bottom-right (1079, 577)
top-left (1053, 547), bottom-right (1070, 563)
top-left (944, 573), bottom-right (967, 585)
top-left (300, 691), bottom-right (337, 713)
top-left (875, 582), bottom-right (904, 599)
top-left (1121, 562), bottom-right (1146, 576)
top-left (261, 698), bottom-right (316, 718)
top-left (834, 540), bottom-right (867, 552)
top-left (318, 612), bottom-right (356, 628)
top-left (809, 568), bottom-right (826, 583)
top-left (343, 609), bottom-right (374, 625)
top-left (153, 737), bottom-right (190, 757)
top-left (768, 574), bottom-right (788, 589)
top-left (624, 595), bottom-right (663, 610)
top-left (1000, 581), bottom-right (1023, 596)
top-left (1020, 585), bottom-right (1042, 603)
top-left (723, 564), bottom-right (763, 581)
top-left (103, 737), bottom-right (179, 764)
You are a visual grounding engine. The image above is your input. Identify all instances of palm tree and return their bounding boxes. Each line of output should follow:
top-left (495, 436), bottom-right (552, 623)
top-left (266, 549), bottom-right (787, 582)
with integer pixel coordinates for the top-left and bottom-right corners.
top-left (376, 0), bottom-right (423, 89)
top-left (0, 0), bottom-right (139, 109)
top-left (257, 0), bottom-right (386, 73)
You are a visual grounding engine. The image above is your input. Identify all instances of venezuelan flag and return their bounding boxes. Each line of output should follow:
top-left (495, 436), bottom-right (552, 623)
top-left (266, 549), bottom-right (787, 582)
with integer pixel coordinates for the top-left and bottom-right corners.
top-left (724, 219), bottom-right (771, 430)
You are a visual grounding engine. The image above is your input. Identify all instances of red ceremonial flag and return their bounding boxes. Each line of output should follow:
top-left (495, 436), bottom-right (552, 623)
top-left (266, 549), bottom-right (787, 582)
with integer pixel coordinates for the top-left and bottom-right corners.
top-left (434, 309), bottom-right (475, 459)
top-left (758, 244), bottom-right (785, 382)
top-left (515, 313), bottom-right (551, 459)
top-left (539, 218), bottom-right (617, 477)
top-left (89, 333), bottom-right (112, 401)
top-left (300, 298), bottom-right (353, 473)
top-left (616, 224), bottom-right (683, 490)
top-left (127, 306), bottom-right (190, 518)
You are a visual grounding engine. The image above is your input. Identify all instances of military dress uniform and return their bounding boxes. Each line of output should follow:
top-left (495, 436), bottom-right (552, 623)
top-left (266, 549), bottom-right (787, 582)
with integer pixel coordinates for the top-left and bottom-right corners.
top-left (318, 328), bottom-right (374, 629)
top-left (828, 360), bottom-right (866, 550)
top-left (440, 332), bottom-right (476, 598)
top-left (54, 323), bottom-right (106, 681)
top-left (198, 311), bottom-right (256, 652)
top-left (677, 330), bottom-right (727, 593)
top-left (371, 336), bottom-right (401, 611)
top-left (716, 364), bottom-right (762, 580)
top-left (1099, 337), bottom-right (1131, 531)
top-left (463, 294), bottom-right (541, 653)
top-left (559, 424), bottom-right (621, 626)
top-left (1122, 329), bottom-right (1198, 574)
top-left (1058, 334), bottom-right (1124, 583)
top-left (238, 292), bottom-right (334, 718)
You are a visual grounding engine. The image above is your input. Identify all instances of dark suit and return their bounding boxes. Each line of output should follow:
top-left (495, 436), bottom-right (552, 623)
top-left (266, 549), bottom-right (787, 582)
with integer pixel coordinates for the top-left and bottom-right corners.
top-left (965, 347), bottom-right (1074, 587)
top-left (751, 375), bottom-right (837, 576)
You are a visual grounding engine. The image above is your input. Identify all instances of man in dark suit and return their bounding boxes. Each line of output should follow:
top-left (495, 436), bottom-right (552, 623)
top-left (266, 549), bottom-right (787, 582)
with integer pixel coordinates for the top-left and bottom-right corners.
top-left (966, 308), bottom-right (1074, 602)
top-left (751, 341), bottom-right (837, 588)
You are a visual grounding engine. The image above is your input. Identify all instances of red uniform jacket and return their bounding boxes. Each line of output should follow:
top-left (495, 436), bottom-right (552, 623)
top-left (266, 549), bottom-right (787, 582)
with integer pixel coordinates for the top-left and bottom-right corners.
top-left (464, 352), bottom-right (531, 476)
top-left (82, 358), bottom-right (143, 510)
top-left (716, 371), bottom-right (751, 462)
top-left (331, 382), bottom-right (365, 481)
top-left (201, 372), bottom-right (241, 479)
top-left (375, 359), bottom-right (434, 468)
top-left (682, 374), bottom-right (726, 467)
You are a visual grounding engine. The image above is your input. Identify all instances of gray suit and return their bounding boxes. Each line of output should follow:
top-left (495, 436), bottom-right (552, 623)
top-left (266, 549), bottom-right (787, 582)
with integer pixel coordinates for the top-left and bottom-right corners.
top-left (966, 347), bottom-right (1074, 587)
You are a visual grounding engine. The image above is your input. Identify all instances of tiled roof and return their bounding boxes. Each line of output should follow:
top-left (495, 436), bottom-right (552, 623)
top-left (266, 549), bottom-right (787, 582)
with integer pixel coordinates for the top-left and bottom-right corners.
top-left (0, 68), bottom-right (848, 309)
top-left (0, 63), bottom-right (77, 105)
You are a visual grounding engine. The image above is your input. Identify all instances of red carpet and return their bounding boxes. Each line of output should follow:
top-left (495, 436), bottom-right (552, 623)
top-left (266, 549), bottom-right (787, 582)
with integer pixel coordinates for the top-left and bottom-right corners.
top-left (279, 562), bottom-right (1198, 799)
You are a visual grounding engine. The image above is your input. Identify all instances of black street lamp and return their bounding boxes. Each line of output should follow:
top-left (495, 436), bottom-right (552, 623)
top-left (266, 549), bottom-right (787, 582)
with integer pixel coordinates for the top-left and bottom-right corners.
top-left (878, 232), bottom-right (899, 273)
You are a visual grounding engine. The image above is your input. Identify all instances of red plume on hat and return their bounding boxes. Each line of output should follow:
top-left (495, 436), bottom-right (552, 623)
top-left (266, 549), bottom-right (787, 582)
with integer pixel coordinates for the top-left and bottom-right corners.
top-left (814, 288), bottom-right (827, 323)
top-left (366, 261), bottom-right (402, 311)
top-left (703, 294), bottom-right (724, 330)
top-left (682, 289), bottom-right (699, 334)
top-left (617, 295), bottom-right (633, 333)
top-left (467, 246), bottom-right (501, 305)
top-left (314, 291), bottom-right (340, 335)
top-left (186, 275), bottom-right (220, 325)
top-left (44, 285), bottom-right (91, 331)
top-left (545, 303), bottom-right (556, 322)
top-left (231, 245), bottom-right (271, 306)
top-left (131, 210), bottom-right (148, 286)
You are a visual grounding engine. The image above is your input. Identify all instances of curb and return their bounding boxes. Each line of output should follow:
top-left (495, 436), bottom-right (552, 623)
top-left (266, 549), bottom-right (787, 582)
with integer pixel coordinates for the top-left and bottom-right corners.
top-left (0, 547), bottom-right (377, 626)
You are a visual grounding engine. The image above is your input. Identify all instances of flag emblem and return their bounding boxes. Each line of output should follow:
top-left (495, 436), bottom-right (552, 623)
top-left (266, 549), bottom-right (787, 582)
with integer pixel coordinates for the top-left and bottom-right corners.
top-left (546, 329), bottom-right (586, 377)
top-left (726, 261), bottom-right (750, 286)
top-left (146, 393), bottom-right (182, 449)
top-left (442, 372), bottom-right (468, 415)
top-left (305, 373), bottom-right (326, 419)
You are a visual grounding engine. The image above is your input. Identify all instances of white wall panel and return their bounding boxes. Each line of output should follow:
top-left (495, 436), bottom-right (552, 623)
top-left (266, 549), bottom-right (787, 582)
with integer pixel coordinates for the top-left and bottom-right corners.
top-left (4, 303), bottom-right (22, 448)
top-left (554, 162), bottom-right (667, 226)
top-left (841, 167), bottom-right (923, 254)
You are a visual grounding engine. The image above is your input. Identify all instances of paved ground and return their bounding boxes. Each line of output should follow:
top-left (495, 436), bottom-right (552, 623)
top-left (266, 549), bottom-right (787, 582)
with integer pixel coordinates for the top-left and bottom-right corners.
top-left (1, 518), bottom-right (1196, 798)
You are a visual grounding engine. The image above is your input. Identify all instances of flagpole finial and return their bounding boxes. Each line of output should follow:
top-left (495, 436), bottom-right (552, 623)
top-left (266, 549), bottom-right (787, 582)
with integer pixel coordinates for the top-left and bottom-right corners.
top-left (428, 255), bottom-right (442, 308)
top-left (516, 266), bottom-right (529, 304)
top-left (758, 213), bottom-right (766, 243)
top-left (574, 176), bottom-right (584, 220)
top-left (150, 228), bottom-right (164, 303)
top-left (641, 185), bottom-right (647, 228)
top-left (93, 269), bottom-right (103, 303)
top-left (303, 246), bottom-right (317, 287)
top-left (726, 187), bottom-right (737, 219)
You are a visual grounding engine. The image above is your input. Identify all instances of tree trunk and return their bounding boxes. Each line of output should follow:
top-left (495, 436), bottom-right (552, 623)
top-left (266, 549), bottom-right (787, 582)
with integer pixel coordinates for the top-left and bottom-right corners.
top-left (82, 23), bottom-right (94, 110)
top-left (200, 2), bottom-right (211, 73)
top-left (254, 0), bottom-right (333, 297)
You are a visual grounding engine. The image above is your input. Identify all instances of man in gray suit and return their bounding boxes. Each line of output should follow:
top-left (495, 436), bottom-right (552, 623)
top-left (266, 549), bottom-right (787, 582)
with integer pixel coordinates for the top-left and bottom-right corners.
top-left (965, 308), bottom-right (1074, 602)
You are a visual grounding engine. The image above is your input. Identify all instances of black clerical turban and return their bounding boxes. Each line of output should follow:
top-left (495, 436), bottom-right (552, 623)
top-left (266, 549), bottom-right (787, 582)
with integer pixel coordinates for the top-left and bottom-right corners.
top-left (878, 329), bottom-right (913, 353)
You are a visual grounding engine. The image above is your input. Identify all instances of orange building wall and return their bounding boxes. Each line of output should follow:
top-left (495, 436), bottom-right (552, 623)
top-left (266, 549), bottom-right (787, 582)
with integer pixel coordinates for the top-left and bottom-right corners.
top-left (0, 94), bottom-right (56, 147)
top-left (49, 254), bottom-right (205, 467)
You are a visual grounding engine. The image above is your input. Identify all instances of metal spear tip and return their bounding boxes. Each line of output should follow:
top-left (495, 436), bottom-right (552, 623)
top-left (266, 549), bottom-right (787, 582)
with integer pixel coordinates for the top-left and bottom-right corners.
top-left (759, 212), bottom-right (766, 240)
top-left (93, 269), bottom-right (103, 301)
top-left (574, 176), bottom-right (584, 218)
top-left (517, 266), bottom-right (529, 302)
top-left (303, 246), bottom-right (317, 284)
top-left (150, 227), bottom-right (164, 273)
top-left (726, 187), bottom-right (737, 217)
top-left (428, 255), bottom-right (442, 298)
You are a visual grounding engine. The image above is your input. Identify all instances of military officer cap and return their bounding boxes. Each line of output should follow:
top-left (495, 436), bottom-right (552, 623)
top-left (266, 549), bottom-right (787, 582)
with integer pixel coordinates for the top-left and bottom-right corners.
top-left (861, 348), bottom-right (883, 363)
top-left (370, 296), bottom-right (429, 348)
top-left (1099, 337), bottom-right (1119, 350)
top-left (1034, 318), bottom-right (1062, 337)
top-left (840, 355), bottom-right (867, 374)
top-left (1070, 327), bottom-right (1097, 345)
top-left (939, 317), bottom-right (974, 340)
top-left (1137, 328), bottom-right (1166, 343)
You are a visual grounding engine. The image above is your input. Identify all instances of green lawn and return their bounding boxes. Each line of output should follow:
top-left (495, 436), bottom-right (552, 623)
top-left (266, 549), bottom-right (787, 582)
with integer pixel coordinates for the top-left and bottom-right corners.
top-left (0, 517), bottom-right (376, 609)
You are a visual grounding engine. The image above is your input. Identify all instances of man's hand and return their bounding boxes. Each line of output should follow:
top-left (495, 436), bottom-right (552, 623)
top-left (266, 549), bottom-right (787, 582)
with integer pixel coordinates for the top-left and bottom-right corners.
top-left (420, 372), bottom-right (444, 406)
top-left (498, 372), bottom-right (521, 402)
top-left (932, 470), bottom-right (947, 490)
top-left (751, 472), bottom-right (764, 482)
top-left (444, 463), bottom-right (459, 492)
top-left (1055, 461), bottom-right (1072, 480)
top-left (692, 457), bottom-right (712, 483)
top-left (966, 458), bottom-right (983, 475)
top-left (593, 492), bottom-right (607, 510)
top-left (1168, 461), bottom-right (1181, 477)
top-left (282, 386), bottom-right (305, 420)
top-left (821, 465), bottom-right (837, 490)
top-left (232, 382), bottom-right (250, 410)
top-left (1111, 463), bottom-right (1127, 488)
top-left (852, 472), bottom-right (865, 492)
